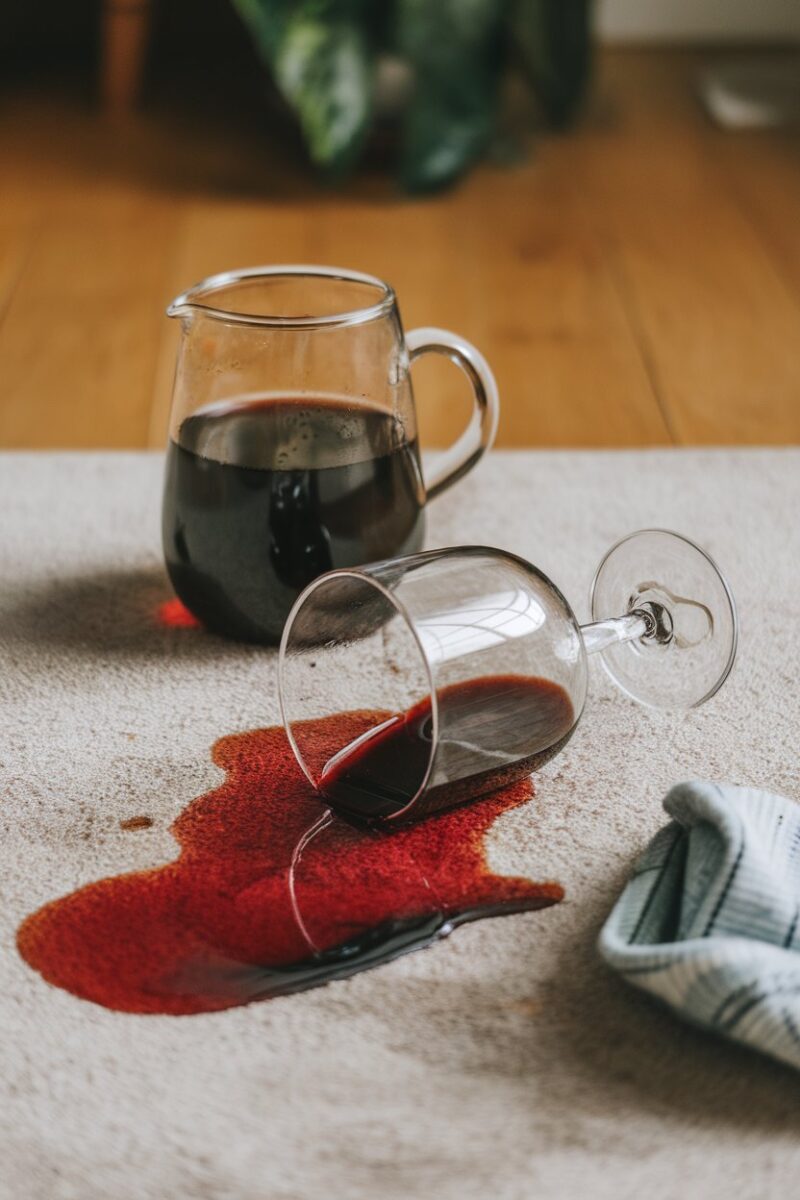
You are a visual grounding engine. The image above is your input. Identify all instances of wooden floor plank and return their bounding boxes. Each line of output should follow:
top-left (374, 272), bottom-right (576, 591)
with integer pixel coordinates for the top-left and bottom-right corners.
top-left (0, 222), bottom-right (33, 331)
top-left (710, 127), bottom-right (800, 311)
top-left (2, 49), bottom-right (799, 450)
top-left (0, 144), bottom-right (46, 339)
top-left (463, 169), bottom-right (672, 446)
top-left (150, 171), bottom-right (670, 451)
top-left (0, 88), bottom-right (183, 449)
top-left (577, 51), bottom-right (800, 445)
top-left (0, 193), bottom-right (177, 449)
top-left (147, 200), bottom-right (318, 446)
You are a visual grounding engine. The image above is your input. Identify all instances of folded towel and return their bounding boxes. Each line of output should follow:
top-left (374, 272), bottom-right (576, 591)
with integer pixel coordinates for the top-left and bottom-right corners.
top-left (599, 781), bottom-right (800, 1071)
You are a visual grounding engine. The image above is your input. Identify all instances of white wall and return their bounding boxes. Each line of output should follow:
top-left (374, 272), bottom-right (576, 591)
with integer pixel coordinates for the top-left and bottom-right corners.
top-left (598, 0), bottom-right (800, 41)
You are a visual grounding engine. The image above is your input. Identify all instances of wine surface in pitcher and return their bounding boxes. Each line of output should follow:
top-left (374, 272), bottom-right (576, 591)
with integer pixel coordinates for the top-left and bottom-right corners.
top-left (162, 395), bottom-right (426, 642)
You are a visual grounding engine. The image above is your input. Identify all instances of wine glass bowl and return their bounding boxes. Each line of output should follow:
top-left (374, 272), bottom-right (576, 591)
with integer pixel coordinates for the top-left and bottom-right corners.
top-left (279, 532), bottom-right (738, 826)
top-left (279, 548), bottom-right (587, 824)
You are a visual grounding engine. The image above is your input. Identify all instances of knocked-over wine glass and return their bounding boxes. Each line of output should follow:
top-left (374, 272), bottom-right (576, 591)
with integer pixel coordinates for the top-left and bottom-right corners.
top-left (278, 530), bottom-right (737, 825)
top-left (162, 265), bottom-right (498, 644)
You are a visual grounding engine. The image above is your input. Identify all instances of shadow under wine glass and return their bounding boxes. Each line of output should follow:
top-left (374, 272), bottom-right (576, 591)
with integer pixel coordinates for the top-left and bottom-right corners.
top-left (278, 530), bottom-right (737, 825)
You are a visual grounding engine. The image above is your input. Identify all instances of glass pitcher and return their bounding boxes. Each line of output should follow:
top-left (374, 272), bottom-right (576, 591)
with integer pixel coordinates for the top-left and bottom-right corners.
top-left (162, 265), bottom-right (499, 644)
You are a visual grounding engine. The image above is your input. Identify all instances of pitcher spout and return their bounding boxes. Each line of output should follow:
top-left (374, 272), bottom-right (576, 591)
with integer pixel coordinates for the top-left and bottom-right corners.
top-left (166, 294), bottom-right (195, 320)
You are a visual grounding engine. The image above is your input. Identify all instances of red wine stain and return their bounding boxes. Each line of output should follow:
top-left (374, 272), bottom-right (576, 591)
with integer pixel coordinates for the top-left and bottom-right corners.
top-left (17, 710), bottom-right (563, 1017)
top-left (156, 598), bottom-right (202, 629)
top-left (119, 816), bottom-right (154, 832)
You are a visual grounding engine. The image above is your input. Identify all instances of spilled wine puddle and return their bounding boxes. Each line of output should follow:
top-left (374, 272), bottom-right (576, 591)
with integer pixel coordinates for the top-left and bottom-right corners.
top-left (155, 598), bottom-right (203, 629)
top-left (17, 712), bottom-right (563, 1016)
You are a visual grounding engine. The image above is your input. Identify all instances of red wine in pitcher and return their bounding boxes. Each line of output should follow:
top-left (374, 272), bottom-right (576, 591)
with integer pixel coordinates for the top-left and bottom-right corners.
top-left (162, 396), bottom-right (426, 642)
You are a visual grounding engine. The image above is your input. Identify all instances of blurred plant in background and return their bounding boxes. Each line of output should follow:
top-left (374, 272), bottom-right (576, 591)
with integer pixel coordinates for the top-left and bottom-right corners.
top-left (230, 0), bottom-right (593, 190)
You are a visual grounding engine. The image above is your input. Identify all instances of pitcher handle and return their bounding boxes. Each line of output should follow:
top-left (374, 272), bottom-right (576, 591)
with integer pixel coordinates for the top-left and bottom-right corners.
top-left (406, 327), bottom-right (499, 501)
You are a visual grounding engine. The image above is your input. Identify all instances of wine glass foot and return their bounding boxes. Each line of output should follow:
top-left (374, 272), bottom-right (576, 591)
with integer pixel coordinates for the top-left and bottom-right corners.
top-left (590, 529), bottom-right (738, 710)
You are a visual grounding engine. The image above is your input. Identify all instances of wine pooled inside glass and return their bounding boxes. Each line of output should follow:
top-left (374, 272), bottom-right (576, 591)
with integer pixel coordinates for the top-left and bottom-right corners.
top-left (279, 531), bottom-right (737, 825)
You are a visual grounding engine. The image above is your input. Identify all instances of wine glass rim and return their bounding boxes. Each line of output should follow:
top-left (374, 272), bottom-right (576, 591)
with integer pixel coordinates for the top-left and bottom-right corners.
top-left (589, 527), bottom-right (739, 709)
top-left (278, 566), bottom-right (439, 821)
top-left (166, 265), bottom-right (396, 330)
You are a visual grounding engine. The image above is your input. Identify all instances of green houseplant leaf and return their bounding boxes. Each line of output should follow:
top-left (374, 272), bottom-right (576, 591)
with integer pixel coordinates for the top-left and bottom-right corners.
top-left (228, 0), bottom-right (288, 58)
top-left (510, 0), bottom-right (593, 128)
top-left (396, 0), bottom-right (506, 192)
top-left (230, 0), bottom-right (593, 187)
top-left (231, 0), bottom-right (375, 174)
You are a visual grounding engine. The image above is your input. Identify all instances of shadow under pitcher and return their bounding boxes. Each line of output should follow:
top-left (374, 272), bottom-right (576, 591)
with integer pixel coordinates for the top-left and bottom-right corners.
top-left (161, 265), bottom-right (499, 643)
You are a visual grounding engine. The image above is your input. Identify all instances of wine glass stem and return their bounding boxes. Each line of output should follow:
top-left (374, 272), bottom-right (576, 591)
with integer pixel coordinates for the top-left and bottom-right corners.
top-left (580, 610), bottom-right (654, 656)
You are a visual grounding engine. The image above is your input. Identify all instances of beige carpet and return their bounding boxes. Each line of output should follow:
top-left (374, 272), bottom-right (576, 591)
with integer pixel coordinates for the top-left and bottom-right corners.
top-left (2, 449), bottom-right (799, 1200)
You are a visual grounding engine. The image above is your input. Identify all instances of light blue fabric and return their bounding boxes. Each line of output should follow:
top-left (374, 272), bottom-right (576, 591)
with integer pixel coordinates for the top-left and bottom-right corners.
top-left (599, 781), bottom-right (800, 1071)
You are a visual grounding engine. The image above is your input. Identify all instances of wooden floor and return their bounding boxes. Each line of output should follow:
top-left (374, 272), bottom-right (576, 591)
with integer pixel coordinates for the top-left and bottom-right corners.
top-left (2, 48), bottom-right (800, 451)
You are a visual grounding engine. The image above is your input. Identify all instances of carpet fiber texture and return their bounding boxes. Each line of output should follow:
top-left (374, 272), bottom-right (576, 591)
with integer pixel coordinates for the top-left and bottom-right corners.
top-left (1, 450), bottom-right (799, 1200)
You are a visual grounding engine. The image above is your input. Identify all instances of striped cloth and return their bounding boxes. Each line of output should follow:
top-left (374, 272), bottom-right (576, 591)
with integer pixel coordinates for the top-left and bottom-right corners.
top-left (599, 781), bottom-right (800, 1071)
